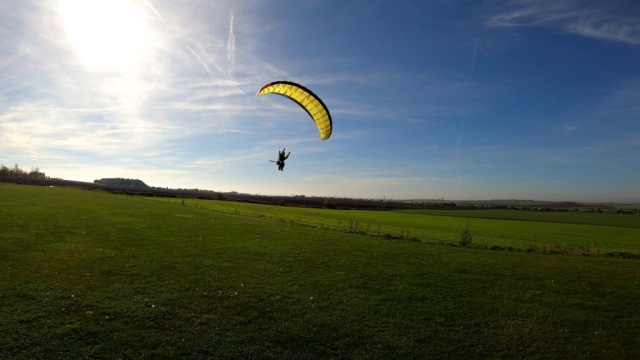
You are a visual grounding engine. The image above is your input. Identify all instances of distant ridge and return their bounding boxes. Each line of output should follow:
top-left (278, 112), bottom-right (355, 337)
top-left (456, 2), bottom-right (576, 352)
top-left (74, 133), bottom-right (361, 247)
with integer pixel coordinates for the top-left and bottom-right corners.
top-left (94, 178), bottom-right (148, 188)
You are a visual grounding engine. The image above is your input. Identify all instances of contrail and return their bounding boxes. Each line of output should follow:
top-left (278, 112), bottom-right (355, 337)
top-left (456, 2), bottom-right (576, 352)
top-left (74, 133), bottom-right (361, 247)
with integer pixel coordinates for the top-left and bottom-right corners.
top-left (227, 11), bottom-right (236, 75)
top-left (455, 121), bottom-right (464, 164)
top-left (598, 88), bottom-right (640, 97)
top-left (144, 0), bottom-right (165, 22)
top-left (471, 39), bottom-right (478, 71)
top-left (592, 106), bottom-right (640, 115)
top-left (186, 45), bottom-right (211, 73)
top-left (143, 0), bottom-right (225, 75)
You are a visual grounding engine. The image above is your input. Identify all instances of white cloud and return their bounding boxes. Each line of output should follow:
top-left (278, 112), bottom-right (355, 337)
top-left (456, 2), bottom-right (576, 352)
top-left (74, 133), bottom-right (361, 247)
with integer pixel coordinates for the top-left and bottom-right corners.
top-left (485, 0), bottom-right (640, 45)
top-left (0, 0), bottom-right (292, 163)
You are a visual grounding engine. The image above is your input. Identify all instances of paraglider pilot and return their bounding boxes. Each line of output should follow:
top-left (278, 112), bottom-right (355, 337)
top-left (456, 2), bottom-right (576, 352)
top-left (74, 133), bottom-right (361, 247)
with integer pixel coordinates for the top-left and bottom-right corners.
top-left (276, 148), bottom-right (290, 171)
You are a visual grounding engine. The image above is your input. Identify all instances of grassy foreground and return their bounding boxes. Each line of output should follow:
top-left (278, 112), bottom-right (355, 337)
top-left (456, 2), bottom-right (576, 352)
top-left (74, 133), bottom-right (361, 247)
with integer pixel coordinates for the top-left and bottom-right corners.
top-left (1, 183), bottom-right (639, 359)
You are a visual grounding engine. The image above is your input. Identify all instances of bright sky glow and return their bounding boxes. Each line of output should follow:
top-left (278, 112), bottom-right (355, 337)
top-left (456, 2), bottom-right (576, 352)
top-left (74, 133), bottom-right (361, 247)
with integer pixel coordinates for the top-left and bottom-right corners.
top-left (1, 0), bottom-right (639, 202)
top-left (59, 0), bottom-right (151, 71)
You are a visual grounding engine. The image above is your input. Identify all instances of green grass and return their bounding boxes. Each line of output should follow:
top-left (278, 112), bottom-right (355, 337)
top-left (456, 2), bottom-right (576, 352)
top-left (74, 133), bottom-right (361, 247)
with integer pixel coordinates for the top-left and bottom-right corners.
top-left (394, 209), bottom-right (640, 229)
top-left (149, 197), bottom-right (640, 254)
top-left (1, 183), bottom-right (640, 359)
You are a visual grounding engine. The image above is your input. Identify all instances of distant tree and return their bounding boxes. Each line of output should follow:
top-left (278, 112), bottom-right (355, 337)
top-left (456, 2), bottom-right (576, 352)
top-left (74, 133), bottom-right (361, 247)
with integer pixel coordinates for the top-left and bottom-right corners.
top-left (0, 164), bottom-right (44, 178)
top-left (28, 167), bottom-right (45, 179)
top-left (323, 199), bottom-right (338, 209)
top-left (12, 163), bottom-right (24, 177)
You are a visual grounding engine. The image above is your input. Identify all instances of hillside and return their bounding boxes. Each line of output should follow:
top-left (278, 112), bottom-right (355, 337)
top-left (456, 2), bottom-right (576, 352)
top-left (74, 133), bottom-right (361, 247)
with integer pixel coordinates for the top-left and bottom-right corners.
top-left (93, 178), bottom-right (149, 187)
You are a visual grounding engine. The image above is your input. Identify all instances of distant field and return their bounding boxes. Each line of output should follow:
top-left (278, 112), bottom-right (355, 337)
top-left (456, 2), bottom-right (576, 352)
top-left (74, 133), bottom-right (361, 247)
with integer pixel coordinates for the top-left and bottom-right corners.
top-left (149, 197), bottom-right (640, 254)
top-left (404, 199), bottom-right (563, 206)
top-left (1, 183), bottom-right (639, 359)
top-left (394, 209), bottom-right (640, 229)
top-left (404, 199), bottom-right (640, 210)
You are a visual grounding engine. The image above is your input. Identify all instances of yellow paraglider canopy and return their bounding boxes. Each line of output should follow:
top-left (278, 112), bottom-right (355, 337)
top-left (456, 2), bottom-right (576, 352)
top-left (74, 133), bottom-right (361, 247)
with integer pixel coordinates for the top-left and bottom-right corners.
top-left (256, 81), bottom-right (332, 140)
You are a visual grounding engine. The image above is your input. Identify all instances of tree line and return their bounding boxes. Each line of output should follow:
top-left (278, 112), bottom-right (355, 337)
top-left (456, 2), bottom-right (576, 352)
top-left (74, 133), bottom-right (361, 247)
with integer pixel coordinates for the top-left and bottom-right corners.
top-left (0, 164), bottom-right (46, 179)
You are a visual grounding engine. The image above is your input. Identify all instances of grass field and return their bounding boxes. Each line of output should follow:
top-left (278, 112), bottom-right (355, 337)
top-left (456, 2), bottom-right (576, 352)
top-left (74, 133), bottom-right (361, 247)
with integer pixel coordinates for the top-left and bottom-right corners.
top-left (1, 183), bottom-right (639, 359)
top-left (394, 209), bottom-right (640, 229)
top-left (149, 197), bottom-right (640, 255)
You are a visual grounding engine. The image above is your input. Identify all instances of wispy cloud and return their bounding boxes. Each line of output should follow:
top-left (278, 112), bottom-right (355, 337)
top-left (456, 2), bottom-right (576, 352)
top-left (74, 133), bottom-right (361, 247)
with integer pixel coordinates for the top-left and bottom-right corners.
top-left (471, 39), bottom-right (479, 71)
top-left (485, 0), bottom-right (640, 45)
top-left (598, 88), bottom-right (640, 97)
top-left (593, 76), bottom-right (640, 116)
top-left (0, 0), bottom-right (292, 178)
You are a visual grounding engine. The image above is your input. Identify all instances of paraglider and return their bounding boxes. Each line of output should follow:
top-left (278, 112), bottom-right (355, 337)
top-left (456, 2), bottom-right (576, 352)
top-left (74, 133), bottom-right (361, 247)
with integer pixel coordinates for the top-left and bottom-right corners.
top-left (256, 81), bottom-right (332, 140)
top-left (268, 149), bottom-right (291, 171)
top-left (276, 148), bottom-right (290, 171)
top-left (257, 81), bottom-right (332, 172)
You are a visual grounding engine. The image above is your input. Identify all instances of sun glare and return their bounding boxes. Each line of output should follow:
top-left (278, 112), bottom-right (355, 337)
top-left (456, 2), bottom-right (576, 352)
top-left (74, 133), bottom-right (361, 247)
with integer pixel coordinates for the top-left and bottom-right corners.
top-left (59, 0), bottom-right (151, 72)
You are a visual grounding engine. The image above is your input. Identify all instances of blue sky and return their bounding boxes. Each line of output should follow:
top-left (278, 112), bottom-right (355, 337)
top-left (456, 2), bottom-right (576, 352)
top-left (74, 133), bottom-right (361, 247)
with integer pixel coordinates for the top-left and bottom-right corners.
top-left (1, 0), bottom-right (639, 202)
